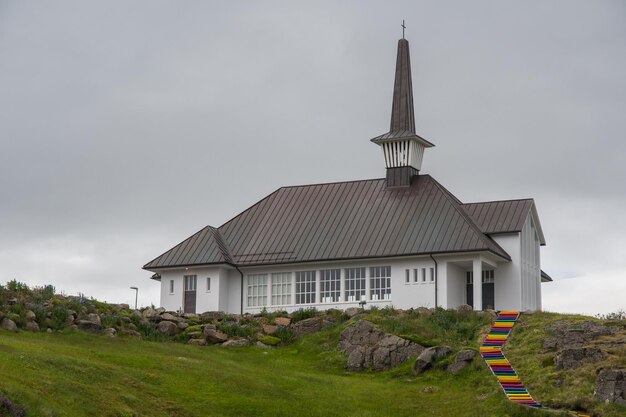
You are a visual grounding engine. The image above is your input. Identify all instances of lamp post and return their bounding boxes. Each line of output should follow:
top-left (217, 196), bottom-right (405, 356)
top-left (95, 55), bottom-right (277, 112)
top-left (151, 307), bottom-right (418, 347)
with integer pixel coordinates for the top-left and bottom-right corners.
top-left (130, 286), bottom-right (138, 310)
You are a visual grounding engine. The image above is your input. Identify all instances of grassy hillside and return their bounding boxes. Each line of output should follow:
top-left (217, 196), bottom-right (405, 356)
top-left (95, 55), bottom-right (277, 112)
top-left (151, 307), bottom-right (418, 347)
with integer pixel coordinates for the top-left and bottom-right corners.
top-left (0, 320), bottom-right (549, 417)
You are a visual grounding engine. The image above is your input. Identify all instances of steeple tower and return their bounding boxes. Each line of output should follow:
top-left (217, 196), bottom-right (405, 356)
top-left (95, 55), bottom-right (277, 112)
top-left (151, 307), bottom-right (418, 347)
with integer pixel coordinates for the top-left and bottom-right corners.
top-left (371, 35), bottom-right (434, 187)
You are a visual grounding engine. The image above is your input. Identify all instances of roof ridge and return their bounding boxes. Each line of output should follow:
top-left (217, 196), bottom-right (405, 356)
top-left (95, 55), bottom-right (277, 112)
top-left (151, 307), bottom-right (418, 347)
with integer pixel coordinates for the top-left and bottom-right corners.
top-left (278, 178), bottom-right (385, 190)
top-left (427, 176), bottom-right (511, 261)
top-left (463, 198), bottom-right (535, 206)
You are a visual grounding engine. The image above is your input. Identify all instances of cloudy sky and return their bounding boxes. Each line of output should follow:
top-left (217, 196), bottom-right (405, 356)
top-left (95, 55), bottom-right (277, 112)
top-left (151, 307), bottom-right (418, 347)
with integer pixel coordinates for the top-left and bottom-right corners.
top-left (1, 1), bottom-right (624, 315)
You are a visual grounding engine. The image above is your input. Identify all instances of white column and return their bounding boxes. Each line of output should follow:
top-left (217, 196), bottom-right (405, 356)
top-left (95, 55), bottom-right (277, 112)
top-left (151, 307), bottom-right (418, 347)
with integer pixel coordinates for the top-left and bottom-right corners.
top-left (472, 258), bottom-right (482, 311)
top-left (267, 273), bottom-right (272, 309)
top-left (365, 267), bottom-right (371, 301)
top-left (290, 272), bottom-right (296, 307)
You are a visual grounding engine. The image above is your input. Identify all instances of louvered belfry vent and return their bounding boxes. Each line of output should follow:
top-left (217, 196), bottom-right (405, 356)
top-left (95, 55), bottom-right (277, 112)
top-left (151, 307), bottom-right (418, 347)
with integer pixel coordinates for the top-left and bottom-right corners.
top-left (371, 37), bottom-right (435, 187)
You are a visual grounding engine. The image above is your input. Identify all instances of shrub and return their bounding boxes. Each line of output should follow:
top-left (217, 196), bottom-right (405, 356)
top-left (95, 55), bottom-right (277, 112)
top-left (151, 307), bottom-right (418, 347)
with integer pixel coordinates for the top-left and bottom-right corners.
top-left (217, 322), bottom-right (256, 338)
top-left (273, 327), bottom-right (295, 345)
top-left (49, 306), bottom-right (69, 330)
top-left (291, 308), bottom-right (317, 323)
top-left (184, 325), bottom-right (201, 333)
top-left (258, 335), bottom-right (281, 346)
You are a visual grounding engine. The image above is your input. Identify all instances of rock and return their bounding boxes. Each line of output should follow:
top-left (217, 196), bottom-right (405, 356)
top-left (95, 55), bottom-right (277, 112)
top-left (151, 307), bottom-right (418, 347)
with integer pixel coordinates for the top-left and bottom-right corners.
top-left (66, 309), bottom-right (77, 318)
top-left (121, 329), bottom-right (142, 338)
top-left (46, 328), bottom-right (53, 333)
top-left (422, 386), bottom-right (435, 393)
top-left (177, 322), bottom-right (189, 330)
top-left (115, 303), bottom-right (130, 311)
top-left (457, 304), bottom-right (473, 315)
top-left (155, 307), bottom-right (166, 314)
top-left (203, 324), bottom-right (217, 333)
top-left (131, 310), bottom-right (143, 320)
top-left (262, 324), bottom-right (277, 335)
top-left (24, 310), bottom-right (37, 321)
top-left (188, 338), bottom-right (207, 346)
top-left (274, 317), bottom-right (291, 326)
top-left (120, 316), bottom-right (132, 324)
top-left (200, 311), bottom-right (225, 321)
top-left (222, 338), bottom-right (251, 347)
top-left (205, 328), bottom-right (228, 344)
top-left (338, 320), bottom-right (424, 371)
top-left (157, 320), bottom-right (179, 336)
top-left (344, 307), bottom-right (362, 318)
top-left (293, 317), bottom-right (324, 337)
top-left (103, 327), bottom-right (117, 337)
top-left (142, 307), bottom-right (157, 319)
top-left (412, 345), bottom-right (452, 375)
top-left (76, 319), bottom-right (102, 333)
top-left (416, 307), bottom-right (433, 316)
top-left (25, 321), bottom-right (40, 332)
top-left (160, 312), bottom-right (182, 323)
top-left (256, 341), bottom-right (269, 348)
top-left (477, 310), bottom-right (497, 322)
top-left (65, 315), bottom-right (75, 326)
top-left (554, 347), bottom-right (605, 370)
top-left (594, 369), bottom-right (626, 407)
top-left (543, 321), bottom-right (615, 351)
top-left (87, 313), bottom-right (101, 326)
top-left (183, 313), bottom-right (198, 319)
top-left (0, 318), bottom-right (18, 332)
top-left (447, 349), bottom-right (477, 374)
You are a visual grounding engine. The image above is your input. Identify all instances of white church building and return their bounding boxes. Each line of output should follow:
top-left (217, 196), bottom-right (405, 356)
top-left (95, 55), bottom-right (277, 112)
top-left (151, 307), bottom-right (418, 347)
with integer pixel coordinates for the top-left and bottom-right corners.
top-left (144, 36), bottom-right (551, 315)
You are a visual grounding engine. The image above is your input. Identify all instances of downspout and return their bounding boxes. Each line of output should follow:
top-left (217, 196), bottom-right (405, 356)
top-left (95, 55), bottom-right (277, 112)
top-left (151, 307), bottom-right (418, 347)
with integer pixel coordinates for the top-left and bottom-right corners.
top-left (430, 254), bottom-right (438, 309)
top-left (232, 264), bottom-right (244, 316)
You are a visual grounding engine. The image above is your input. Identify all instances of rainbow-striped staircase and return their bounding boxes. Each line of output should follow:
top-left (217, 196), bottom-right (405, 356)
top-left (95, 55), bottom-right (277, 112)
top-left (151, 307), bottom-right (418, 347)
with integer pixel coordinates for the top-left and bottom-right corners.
top-left (480, 311), bottom-right (542, 407)
top-left (480, 311), bottom-right (592, 417)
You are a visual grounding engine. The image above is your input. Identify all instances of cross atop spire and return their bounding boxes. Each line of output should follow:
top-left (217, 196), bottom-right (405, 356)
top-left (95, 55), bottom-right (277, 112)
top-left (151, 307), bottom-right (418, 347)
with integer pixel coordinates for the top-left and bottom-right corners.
top-left (401, 19), bottom-right (406, 39)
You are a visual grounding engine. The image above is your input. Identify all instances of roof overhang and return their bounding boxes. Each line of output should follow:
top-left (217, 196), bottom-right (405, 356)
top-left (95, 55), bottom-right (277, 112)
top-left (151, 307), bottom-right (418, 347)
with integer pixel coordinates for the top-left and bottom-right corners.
top-left (530, 203), bottom-right (547, 246)
top-left (541, 270), bottom-right (553, 282)
top-left (371, 131), bottom-right (435, 148)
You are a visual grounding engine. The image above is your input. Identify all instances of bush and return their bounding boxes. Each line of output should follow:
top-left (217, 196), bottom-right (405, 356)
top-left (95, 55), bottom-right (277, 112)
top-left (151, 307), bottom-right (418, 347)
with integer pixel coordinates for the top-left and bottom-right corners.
top-left (217, 322), bottom-right (257, 338)
top-left (273, 327), bottom-right (295, 345)
top-left (49, 306), bottom-right (69, 330)
top-left (185, 325), bottom-right (201, 333)
top-left (258, 335), bottom-right (281, 346)
top-left (291, 308), bottom-right (317, 323)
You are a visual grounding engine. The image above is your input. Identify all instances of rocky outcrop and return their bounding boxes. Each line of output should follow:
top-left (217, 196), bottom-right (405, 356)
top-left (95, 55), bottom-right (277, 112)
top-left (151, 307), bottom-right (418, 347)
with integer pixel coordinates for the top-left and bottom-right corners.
top-left (274, 317), bottom-right (291, 326)
top-left (594, 369), bottom-right (626, 407)
top-left (76, 319), bottom-right (102, 333)
top-left (24, 321), bottom-right (40, 332)
top-left (103, 327), bottom-right (117, 337)
top-left (554, 347), bottom-right (605, 370)
top-left (188, 338), bottom-right (207, 346)
top-left (446, 349), bottom-right (477, 374)
top-left (203, 324), bottom-right (228, 344)
top-left (543, 321), bottom-right (615, 351)
top-left (412, 345), bottom-right (452, 375)
top-left (338, 320), bottom-right (424, 371)
top-left (222, 338), bottom-right (251, 347)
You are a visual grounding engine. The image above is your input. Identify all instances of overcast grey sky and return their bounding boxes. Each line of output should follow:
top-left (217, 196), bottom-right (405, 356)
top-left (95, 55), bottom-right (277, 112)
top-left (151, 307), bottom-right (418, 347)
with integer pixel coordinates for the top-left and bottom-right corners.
top-left (1, 1), bottom-right (624, 314)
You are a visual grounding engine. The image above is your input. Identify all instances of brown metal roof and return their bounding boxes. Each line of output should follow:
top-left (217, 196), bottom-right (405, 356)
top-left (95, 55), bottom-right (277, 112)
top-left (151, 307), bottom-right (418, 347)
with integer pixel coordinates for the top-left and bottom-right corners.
top-left (144, 175), bottom-right (511, 270)
top-left (541, 270), bottom-right (553, 282)
top-left (462, 199), bottom-right (534, 235)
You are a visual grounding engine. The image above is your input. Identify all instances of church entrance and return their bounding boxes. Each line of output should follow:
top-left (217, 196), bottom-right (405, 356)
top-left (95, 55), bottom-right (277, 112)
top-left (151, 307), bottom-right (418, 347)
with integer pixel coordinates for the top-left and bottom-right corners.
top-left (466, 270), bottom-right (495, 310)
top-left (183, 275), bottom-right (197, 314)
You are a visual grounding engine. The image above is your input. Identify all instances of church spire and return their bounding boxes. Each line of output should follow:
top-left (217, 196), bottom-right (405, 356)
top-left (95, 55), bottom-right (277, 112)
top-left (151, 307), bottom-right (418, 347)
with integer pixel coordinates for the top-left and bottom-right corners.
top-left (390, 38), bottom-right (415, 133)
top-left (371, 32), bottom-right (435, 188)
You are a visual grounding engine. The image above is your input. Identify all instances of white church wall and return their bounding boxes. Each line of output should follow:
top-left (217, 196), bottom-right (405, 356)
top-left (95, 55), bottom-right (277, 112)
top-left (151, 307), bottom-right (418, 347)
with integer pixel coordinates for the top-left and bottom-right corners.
top-left (159, 271), bottom-right (183, 312)
top-left (520, 214), bottom-right (542, 311)
top-left (445, 262), bottom-right (466, 309)
top-left (224, 269), bottom-right (243, 314)
top-left (492, 233), bottom-right (522, 311)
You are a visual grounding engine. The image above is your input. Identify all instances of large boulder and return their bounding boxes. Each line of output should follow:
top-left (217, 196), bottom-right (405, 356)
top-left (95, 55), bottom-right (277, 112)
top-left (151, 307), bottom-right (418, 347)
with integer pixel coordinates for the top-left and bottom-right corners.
top-left (142, 307), bottom-right (157, 319)
top-left (594, 369), bottom-right (626, 407)
top-left (157, 320), bottom-right (179, 336)
top-left (338, 320), bottom-right (424, 371)
top-left (0, 318), bottom-right (17, 332)
top-left (87, 313), bottom-right (101, 326)
top-left (160, 312), bottom-right (182, 323)
top-left (412, 345), bottom-right (452, 375)
top-left (457, 304), bottom-right (473, 315)
top-left (203, 325), bottom-right (228, 343)
top-left (103, 327), bottom-right (117, 337)
top-left (293, 317), bottom-right (324, 337)
top-left (447, 349), bottom-right (477, 374)
top-left (188, 338), bottom-right (207, 346)
top-left (554, 347), bottom-right (605, 370)
top-left (76, 319), bottom-right (102, 333)
top-left (25, 321), bottom-right (40, 332)
top-left (24, 310), bottom-right (37, 321)
top-left (543, 321), bottom-right (615, 351)
top-left (274, 317), bottom-right (291, 326)
top-left (344, 307), bottom-right (362, 318)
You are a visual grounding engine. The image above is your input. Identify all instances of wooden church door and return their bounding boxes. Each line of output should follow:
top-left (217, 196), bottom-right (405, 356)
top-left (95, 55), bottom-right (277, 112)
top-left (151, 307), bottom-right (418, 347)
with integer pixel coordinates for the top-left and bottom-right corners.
top-left (183, 275), bottom-right (197, 314)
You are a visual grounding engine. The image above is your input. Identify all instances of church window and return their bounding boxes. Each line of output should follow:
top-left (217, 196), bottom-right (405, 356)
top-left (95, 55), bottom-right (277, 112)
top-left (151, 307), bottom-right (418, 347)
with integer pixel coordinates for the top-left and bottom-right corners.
top-left (271, 272), bottom-right (292, 306)
top-left (295, 271), bottom-right (316, 304)
top-left (345, 267), bottom-right (366, 301)
top-left (405, 269), bottom-right (410, 284)
top-left (413, 269), bottom-right (418, 283)
top-left (429, 268), bottom-right (435, 282)
top-left (169, 280), bottom-right (174, 294)
top-left (370, 266), bottom-right (391, 300)
top-left (206, 277), bottom-right (211, 292)
top-left (320, 269), bottom-right (341, 302)
top-left (482, 270), bottom-right (494, 283)
top-left (246, 274), bottom-right (268, 307)
top-left (421, 268), bottom-right (426, 283)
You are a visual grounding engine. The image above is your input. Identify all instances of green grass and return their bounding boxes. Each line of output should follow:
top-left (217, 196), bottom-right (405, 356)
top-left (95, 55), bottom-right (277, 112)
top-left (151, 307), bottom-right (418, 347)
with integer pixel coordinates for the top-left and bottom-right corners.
top-left (0, 326), bottom-right (549, 417)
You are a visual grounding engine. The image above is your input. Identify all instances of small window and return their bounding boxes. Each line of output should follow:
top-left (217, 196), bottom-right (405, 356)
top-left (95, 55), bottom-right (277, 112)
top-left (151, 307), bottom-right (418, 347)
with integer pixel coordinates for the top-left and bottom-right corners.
top-left (206, 277), bottom-right (211, 292)
top-left (413, 269), bottom-right (418, 283)
top-left (466, 272), bottom-right (473, 285)
top-left (429, 268), bottom-right (435, 282)
top-left (421, 268), bottom-right (426, 283)
top-left (184, 275), bottom-right (197, 291)
top-left (405, 269), bottom-right (410, 284)
top-left (169, 280), bottom-right (174, 294)
top-left (482, 270), bottom-right (494, 283)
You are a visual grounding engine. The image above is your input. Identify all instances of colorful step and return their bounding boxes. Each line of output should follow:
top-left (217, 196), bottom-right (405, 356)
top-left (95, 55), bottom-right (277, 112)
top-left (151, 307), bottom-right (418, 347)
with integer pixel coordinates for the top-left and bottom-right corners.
top-left (480, 311), bottom-right (542, 408)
